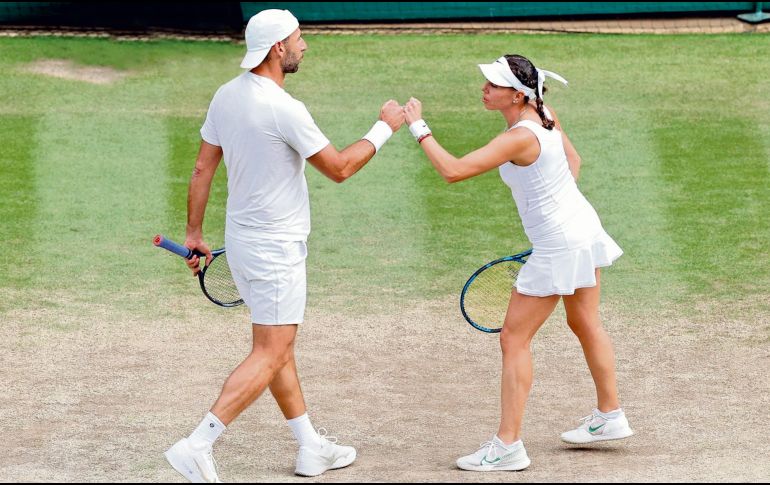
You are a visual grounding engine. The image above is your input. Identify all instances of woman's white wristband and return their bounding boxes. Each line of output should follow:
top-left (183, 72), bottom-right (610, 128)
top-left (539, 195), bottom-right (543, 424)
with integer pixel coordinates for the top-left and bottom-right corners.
top-left (408, 119), bottom-right (431, 141)
top-left (362, 120), bottom-right (393, 153)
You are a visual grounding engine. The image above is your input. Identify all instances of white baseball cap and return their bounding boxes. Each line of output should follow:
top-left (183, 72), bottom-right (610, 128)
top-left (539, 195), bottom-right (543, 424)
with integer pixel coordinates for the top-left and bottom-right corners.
top-left (240, 9), bottom-right (299, 69)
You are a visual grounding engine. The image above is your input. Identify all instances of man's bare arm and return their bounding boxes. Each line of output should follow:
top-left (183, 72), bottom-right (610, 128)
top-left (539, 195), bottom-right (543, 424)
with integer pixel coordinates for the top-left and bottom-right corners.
top-left (184, 141), bottom-right (222, 273)
top-left (307, 100), bottom-right (404, 183)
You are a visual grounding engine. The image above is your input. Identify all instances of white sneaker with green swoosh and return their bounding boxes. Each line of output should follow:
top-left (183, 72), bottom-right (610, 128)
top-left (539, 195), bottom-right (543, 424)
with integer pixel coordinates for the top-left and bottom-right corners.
top-left (561, 409), bottom-right (634, 444)
top-left (456, 436), bottom-right (531, 472)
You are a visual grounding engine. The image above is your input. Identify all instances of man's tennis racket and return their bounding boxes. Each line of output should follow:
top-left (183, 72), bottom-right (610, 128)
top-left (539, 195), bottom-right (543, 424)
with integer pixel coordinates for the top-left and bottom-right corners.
top-left (460, 248), bottom-right (532, 333)
top-left (153, 235), bottom-right (244, 308)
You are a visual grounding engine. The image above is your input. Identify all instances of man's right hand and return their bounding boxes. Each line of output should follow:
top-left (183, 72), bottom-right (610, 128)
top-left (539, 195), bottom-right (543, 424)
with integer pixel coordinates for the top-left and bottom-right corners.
top-left (183, 237), bottom-right (213, 276)
top-left (380, 99), bottom-right (405, 132)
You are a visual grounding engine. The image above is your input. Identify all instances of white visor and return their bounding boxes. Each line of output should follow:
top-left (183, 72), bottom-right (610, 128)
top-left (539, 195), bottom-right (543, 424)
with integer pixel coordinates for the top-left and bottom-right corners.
top-left (478, 60), bottom-right (516, 89)
top-left (478, 56), bottom-right (536, 98)
top-left (478, 56), bottom-right (568, 101)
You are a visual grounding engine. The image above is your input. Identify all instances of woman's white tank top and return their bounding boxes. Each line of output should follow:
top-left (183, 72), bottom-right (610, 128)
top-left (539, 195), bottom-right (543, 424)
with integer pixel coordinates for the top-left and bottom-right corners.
top-left (498, 119), bottom-right (603, 252)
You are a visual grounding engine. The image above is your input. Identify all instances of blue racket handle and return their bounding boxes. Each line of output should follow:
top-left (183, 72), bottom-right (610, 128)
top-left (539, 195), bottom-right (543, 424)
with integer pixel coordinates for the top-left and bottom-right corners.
top-left (153, 234), bottom-right (196, 259)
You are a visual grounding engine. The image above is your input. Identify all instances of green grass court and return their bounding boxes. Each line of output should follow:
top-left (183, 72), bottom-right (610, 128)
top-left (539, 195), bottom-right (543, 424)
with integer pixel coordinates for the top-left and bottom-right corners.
top-left (1, 34), bottom-right (768, 318)
top-left (1, 33), bottom-right (769, 481)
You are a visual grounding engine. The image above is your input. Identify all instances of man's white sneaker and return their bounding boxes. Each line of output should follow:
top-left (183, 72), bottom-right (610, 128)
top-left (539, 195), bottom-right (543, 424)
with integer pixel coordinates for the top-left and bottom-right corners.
top-left (294, 428), bottom-right (356, 477)
top-left (561, 409), bottom-right (634, 444)
top-left (456, 436), bottom-right (531, 472)
top-left (164, 438), bottom-right (222, 483)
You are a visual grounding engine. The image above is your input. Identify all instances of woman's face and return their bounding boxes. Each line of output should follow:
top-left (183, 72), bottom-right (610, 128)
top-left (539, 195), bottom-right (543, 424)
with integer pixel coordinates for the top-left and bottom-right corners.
top-left (481, 81), bottom-right (521, 111)
top-left (481, 81), bottom-right (516, 111)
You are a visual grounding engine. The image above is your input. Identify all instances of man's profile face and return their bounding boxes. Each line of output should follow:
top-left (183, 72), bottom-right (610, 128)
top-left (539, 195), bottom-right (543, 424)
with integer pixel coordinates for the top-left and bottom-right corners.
top-left (282, 29), bottom-right (306, 74)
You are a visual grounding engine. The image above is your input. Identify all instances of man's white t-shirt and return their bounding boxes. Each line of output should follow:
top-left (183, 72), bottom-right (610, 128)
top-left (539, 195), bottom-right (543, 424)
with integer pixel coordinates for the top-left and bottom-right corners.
top-left (200, 72), bottom-right (329, 241)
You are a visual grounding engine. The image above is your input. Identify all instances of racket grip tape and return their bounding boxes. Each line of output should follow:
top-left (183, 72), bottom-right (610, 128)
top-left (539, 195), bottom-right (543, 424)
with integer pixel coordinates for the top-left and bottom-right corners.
top-left (153, 234), bottom-right (195, 259)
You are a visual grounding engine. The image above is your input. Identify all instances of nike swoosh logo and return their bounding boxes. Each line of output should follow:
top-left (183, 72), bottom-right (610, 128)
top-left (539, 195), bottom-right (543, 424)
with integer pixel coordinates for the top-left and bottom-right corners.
top-left (481, 456), bottom-right (501, 465)
top-left (589, 424), bottom-right (605, 433)
top-left (481, 453), bottom-right (514, 465)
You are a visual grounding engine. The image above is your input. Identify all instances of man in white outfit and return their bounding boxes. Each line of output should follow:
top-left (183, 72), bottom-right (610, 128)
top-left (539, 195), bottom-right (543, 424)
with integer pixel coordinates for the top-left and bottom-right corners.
top-left (164, 9), bottom-right (404, 482)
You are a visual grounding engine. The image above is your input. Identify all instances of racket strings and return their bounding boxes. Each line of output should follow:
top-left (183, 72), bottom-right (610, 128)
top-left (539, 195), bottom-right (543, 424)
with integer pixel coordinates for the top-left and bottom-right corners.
top-left (202, 254), bottom-right (243, 306)
top-left (463, 261), bottom-right (522, 331)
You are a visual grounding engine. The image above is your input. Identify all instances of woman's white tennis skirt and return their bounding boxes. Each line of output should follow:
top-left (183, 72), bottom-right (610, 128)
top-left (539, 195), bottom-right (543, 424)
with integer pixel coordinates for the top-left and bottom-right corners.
top-left (225, 235), bottom-right (308, 324)
top-left (516, 230), bottom-right (623, 297)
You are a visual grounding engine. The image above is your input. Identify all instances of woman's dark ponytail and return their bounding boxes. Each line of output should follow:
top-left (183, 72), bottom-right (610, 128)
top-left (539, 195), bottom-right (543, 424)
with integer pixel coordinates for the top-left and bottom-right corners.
top-left (534, 95), bottom-right (555, 130)
top-left (505, 54), bottom-right (555, 131)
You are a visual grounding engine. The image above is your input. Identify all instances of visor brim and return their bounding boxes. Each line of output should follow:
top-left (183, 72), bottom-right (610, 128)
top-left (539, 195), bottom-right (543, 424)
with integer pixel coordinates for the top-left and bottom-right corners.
top-left (478, 63), bottom-right (513, 87)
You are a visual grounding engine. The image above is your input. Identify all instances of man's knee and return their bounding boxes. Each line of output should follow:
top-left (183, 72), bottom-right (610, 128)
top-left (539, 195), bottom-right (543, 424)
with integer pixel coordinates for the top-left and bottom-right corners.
top-left (252, 325), bottom-right (296, 366)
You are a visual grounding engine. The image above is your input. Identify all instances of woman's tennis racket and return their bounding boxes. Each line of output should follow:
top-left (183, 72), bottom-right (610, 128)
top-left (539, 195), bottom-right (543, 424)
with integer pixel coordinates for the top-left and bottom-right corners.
top-left (153, 234), bottom-right (244, 308)
top-left (460, 248), bottom-right (532, 333)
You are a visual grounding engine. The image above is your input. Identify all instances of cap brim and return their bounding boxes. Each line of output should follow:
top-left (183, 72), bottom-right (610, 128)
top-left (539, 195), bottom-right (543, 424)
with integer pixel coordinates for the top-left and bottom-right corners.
top-left (478, 63), bottom-right (513, 87)
top-left (240, 47), bottom-right (270, 69)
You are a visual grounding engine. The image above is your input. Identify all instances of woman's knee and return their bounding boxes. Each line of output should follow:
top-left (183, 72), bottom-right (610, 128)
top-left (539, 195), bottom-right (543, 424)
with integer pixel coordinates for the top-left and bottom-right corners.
top-left (499, 326), bottom-right (531, 355)
top-left (567, 317), bottom-right (605, 341)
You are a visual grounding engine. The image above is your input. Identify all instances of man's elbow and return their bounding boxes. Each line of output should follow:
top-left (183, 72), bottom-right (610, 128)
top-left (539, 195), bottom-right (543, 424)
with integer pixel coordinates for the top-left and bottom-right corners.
top-left (325, 166), bottom-right (349, 183)
top-left (331, 156), bottom-right (357, 183)
top-left (191, 164), bottom-right (212, 181)
top-left (331, 164), bottom-right (352, 183)
top-left (314, 162), bottom-right (347, 183)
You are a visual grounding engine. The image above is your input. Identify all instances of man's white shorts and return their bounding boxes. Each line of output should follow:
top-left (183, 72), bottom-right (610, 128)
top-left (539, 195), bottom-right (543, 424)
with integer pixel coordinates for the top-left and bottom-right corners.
top-left (225, 236), bottom-right (307, 325)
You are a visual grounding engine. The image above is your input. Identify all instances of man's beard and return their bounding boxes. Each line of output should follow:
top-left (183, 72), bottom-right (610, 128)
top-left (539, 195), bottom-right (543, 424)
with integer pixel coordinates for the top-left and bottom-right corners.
top-left (282, 52), bottom-right (301, 73)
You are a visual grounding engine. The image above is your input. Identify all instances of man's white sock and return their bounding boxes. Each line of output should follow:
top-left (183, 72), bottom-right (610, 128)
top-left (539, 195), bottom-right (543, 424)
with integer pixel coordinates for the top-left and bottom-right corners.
top-left (189, 411), bottom-right (226, 447)
top-left (287, 413), bottom-right (322, 449)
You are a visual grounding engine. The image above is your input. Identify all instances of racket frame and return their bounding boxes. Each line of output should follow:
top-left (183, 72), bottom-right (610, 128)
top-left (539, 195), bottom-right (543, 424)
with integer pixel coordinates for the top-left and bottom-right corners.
top-left (460, 248), bottom-right (533, 333)
top-left (153, 234), bottom-right (243, 307)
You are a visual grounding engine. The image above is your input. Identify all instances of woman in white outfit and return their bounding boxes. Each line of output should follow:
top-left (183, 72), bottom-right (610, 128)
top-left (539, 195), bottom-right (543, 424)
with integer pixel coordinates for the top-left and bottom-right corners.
top-left (404, 53), bottom-right (633, 472)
